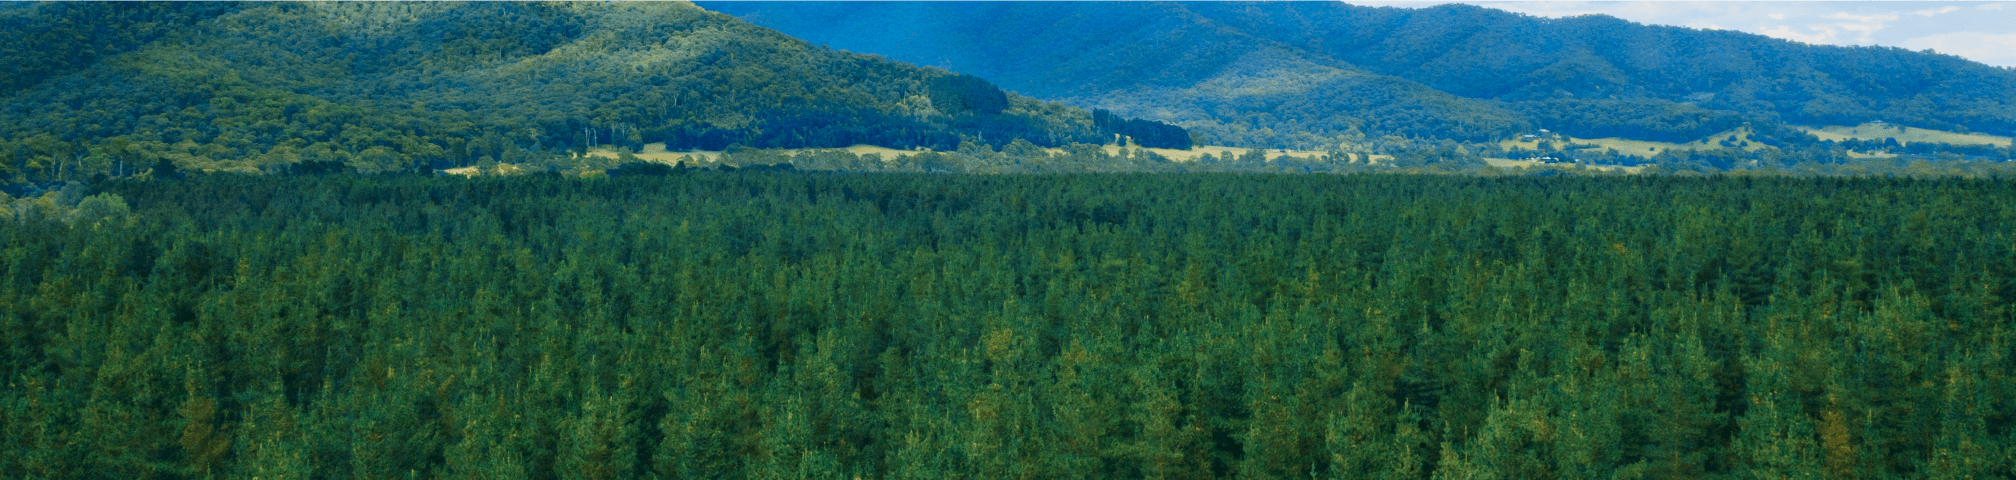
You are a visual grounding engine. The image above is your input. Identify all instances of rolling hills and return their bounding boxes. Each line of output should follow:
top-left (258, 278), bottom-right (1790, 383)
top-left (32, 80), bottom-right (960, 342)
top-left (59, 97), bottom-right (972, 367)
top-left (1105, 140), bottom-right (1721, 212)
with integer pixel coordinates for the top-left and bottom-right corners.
top-left (0, 2), bottom-right (1186, 181)
top-left (703, 1), bottom-right (2016, 149)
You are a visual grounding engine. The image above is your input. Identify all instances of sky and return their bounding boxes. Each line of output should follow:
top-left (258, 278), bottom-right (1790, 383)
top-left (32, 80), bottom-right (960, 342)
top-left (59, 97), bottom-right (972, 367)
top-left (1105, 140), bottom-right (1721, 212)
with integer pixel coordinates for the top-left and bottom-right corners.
top-left (1347, 1), bottom-right (2016, 68)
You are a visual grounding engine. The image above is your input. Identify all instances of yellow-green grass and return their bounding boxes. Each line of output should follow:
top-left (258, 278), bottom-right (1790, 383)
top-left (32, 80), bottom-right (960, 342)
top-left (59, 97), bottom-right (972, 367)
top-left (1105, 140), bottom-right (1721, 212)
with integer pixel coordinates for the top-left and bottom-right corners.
top-left (1482, 157), bottom-right (1647, 174)
top-left (1799, 123), bottom-right (2011, 147)
top-left (588, 143), bottom-right (938, 165)
top-left (1105, 145), bottom-right (1354, 163)
top-left (1499, 126), bottom-right (1767, 159)
top-left (441, 164), bottom-right (529, 176)
top-left (588, 143), bottom-right (1361, 166)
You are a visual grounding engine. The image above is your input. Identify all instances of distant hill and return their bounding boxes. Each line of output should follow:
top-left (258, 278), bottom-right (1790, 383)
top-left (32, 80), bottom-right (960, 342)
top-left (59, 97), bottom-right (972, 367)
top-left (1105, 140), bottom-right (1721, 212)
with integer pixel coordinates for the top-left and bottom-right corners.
top-left (703, 1), bottom-right (2016, 148)
top-left (0, 2), bottom-right (1177, 181)
top-left (702, 1), bottom-right (1531, 147)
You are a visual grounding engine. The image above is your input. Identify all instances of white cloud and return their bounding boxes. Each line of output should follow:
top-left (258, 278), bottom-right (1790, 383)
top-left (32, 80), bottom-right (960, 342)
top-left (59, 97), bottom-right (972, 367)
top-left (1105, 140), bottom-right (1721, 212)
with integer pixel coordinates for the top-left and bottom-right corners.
top-left (1914, 6), bottom-right (1961, 17)
top-left (1761, 25), bottom-right (1838, 45)
top-left (1901, 31), bottom-right (2016, 65)
top-left (1826, 12), bottom-right (1897, 23)
top-left (1825, 12), bottom-right (1896, 43)
top-left (1349, 1), bottom-right (2016, 67)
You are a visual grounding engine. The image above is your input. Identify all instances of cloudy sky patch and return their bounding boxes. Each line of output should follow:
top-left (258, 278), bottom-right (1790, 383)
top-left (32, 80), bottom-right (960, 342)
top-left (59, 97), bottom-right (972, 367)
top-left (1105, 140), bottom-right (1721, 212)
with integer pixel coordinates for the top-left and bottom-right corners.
top-left (1347, 1), bottom-right (2016, 67)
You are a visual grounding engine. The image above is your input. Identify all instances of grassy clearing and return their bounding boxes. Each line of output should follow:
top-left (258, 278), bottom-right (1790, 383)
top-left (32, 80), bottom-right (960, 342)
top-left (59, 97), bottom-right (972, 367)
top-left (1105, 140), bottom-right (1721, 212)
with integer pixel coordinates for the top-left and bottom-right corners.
top-left (440, 164), bottom-right (528, 176)
top-left (1798, 122), bottom-right (2012, 147)
top-left (588, 143), bottom-right (937, 165)
top-left (586, 143), bottom-right (1364, 166)
top-left (1105, 145), bottom-right (1360, 163)
top-left (1499, 126), bottom-right (1766, 159)
top-left (1481, 158), bottom-right (1647, 174)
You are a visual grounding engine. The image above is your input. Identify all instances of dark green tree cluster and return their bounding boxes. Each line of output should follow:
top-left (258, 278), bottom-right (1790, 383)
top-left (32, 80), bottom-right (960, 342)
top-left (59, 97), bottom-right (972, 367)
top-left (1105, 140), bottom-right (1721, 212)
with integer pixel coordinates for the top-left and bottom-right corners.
top-left (1093, 109), bottom-right (1192, 149)
top-left (1517, 99), bottom-right (1750, 143)
top-left (928, 74), bottom-right (1011, 116)
top-left (0, 2), bottom-right (243, 94)
top-left (4, 173), bottom-right (2013, 478)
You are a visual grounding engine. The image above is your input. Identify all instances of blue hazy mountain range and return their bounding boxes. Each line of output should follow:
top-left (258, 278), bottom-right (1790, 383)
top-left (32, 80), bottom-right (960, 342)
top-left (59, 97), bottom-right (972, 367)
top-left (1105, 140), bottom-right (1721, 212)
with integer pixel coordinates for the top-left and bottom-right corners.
top-left (702, 1), bottom-right (2016, 148)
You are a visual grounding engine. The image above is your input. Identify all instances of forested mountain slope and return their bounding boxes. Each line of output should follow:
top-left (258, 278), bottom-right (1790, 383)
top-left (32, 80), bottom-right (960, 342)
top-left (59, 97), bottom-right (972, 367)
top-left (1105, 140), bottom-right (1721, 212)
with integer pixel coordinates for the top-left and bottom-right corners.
top-left (702, 1), bottom-right (1533, 147)
top-left (0, 2), bottom-right (241, 95)
top-left (0, 2), bottom-right (1165, 182)
top-left (704, 1), bottom-right (2016, 148)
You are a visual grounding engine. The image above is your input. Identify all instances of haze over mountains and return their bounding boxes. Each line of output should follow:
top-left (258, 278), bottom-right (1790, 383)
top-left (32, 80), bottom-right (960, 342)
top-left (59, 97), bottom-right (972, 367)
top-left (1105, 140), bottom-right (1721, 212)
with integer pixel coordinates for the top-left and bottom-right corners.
top-left (5, 1), bottom-right (2016, 183)
top-left (705, 1), bottom-right (2016, 149)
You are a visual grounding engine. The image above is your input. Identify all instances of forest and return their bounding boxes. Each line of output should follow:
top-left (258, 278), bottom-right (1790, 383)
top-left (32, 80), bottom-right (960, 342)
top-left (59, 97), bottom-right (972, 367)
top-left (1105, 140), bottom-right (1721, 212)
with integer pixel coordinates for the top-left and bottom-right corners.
top-left (6, 1), bottom-right (2014, 187)
top-left (705, 2), bottom-right (2016, 149)
top-left (0, 2), bottom-right (1187, 185)
top-left (3, 172), bottom-right (2012, 478)
top-left (3, 4), bottom-right (2016, 476)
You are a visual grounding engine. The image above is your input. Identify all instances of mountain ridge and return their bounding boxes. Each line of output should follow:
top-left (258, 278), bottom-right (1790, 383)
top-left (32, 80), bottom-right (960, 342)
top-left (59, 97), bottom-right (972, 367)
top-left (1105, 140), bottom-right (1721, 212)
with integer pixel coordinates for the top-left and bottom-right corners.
top-left (0, 1), bottom-right (1189, 182)
top-left (703, 1), bottom-right (2016, 148)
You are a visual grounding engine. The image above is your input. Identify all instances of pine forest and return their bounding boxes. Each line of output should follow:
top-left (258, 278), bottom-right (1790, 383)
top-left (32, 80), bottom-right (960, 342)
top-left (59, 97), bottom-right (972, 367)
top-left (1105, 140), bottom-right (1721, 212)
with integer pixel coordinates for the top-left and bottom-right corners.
top-left (3, 172), bottom-right (2012, 478)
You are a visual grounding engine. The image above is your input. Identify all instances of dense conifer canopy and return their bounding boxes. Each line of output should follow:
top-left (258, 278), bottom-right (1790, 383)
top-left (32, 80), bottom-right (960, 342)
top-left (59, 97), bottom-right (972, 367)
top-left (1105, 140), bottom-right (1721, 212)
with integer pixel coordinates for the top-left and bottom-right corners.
top-left (4, 173), bottom-right (2014, 477)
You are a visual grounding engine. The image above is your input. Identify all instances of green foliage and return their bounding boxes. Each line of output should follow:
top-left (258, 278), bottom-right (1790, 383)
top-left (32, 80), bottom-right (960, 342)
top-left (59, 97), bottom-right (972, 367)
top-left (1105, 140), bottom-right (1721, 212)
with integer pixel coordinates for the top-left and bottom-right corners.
top-left (705, 2), bottom-right (2016, 146)
top-left (5, 173), bottom-right (2016, 478)
top-left (0, 2), bottom-right (1158, 182)
top-left (0, 2), bottom-right (242, 93)
top-left (928, 74), bottom-right (1010, 116)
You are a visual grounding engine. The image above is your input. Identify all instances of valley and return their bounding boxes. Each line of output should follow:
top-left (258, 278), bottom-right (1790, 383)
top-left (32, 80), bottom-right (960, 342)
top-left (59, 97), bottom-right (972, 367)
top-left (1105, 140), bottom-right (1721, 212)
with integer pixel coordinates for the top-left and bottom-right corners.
top-left (1799, 122), bottom-right (2013, 147)
top-left (6, 2), bottom-right (2016, 478)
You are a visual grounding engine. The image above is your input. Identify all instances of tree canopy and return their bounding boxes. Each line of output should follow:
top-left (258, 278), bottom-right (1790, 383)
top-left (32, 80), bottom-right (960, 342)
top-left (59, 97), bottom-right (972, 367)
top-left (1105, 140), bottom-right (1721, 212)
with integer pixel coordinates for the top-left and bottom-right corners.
top-left (705, 2), bottom-right (2016, 148)
top-left (0, 2), bottom-right (1189, 184)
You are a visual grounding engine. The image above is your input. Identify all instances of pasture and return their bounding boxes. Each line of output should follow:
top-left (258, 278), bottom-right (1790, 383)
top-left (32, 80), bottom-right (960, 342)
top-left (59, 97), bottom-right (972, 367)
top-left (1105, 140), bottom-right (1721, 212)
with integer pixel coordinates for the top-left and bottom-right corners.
top-left (1798, 122), bottom-right (2013, 147)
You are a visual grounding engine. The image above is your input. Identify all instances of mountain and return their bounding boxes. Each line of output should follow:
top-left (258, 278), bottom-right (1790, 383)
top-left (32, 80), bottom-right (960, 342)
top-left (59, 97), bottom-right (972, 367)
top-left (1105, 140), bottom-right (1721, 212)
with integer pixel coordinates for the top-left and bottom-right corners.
top-left (0, 2), bottom-right (1171, 182)
top-left (702, 1), bottom-right (2016, 148)
top-left (701, 1), bottom-right (1532, 147)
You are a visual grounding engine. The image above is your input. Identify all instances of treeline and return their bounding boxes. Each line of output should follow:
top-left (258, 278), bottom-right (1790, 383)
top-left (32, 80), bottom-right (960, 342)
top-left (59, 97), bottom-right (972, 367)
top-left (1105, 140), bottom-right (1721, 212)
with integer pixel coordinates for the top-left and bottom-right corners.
top-left (1093, 109), bottom-right (1190, 149)
top-left (0, 2), bottom-right (1184, 185)
top-left (4, 173), bottom-right (2013, 478)
top-left (1515, 99), bottom-right (1750, 143)
top-left (601, 139), bottom-right (1483, 175)
top-left (1639, 123), bottom-right (2016, 172)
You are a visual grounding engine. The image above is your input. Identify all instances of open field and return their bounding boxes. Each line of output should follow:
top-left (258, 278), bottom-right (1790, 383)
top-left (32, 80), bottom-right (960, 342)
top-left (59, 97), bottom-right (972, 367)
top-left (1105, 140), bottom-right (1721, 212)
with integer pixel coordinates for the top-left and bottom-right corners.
top-left (1499, 126), bottom-right (1766, 158)
top-left (1482, 157), bottom-right (1647, 173)
top-left (1118, 144), bottom-right (1359, 163)
top-left (589, 143), bottom-right (945, 165)
top-left (587, 143), bottom-right (1375, 166)
top-left (439, 164), bottom-right (529, 176)
top-left (1799, 122), bottom-right (2012, 147)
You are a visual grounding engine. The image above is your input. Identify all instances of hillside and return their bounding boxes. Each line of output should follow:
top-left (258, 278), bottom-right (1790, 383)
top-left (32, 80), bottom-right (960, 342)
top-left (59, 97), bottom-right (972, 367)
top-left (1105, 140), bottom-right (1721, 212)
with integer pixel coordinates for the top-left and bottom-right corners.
top-left (0, 2), bottom-right (1183, 182)
top-left (704, 1), bottom-right (2016, 148)
top-left (702, 1), bottom-right (1533, 148)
